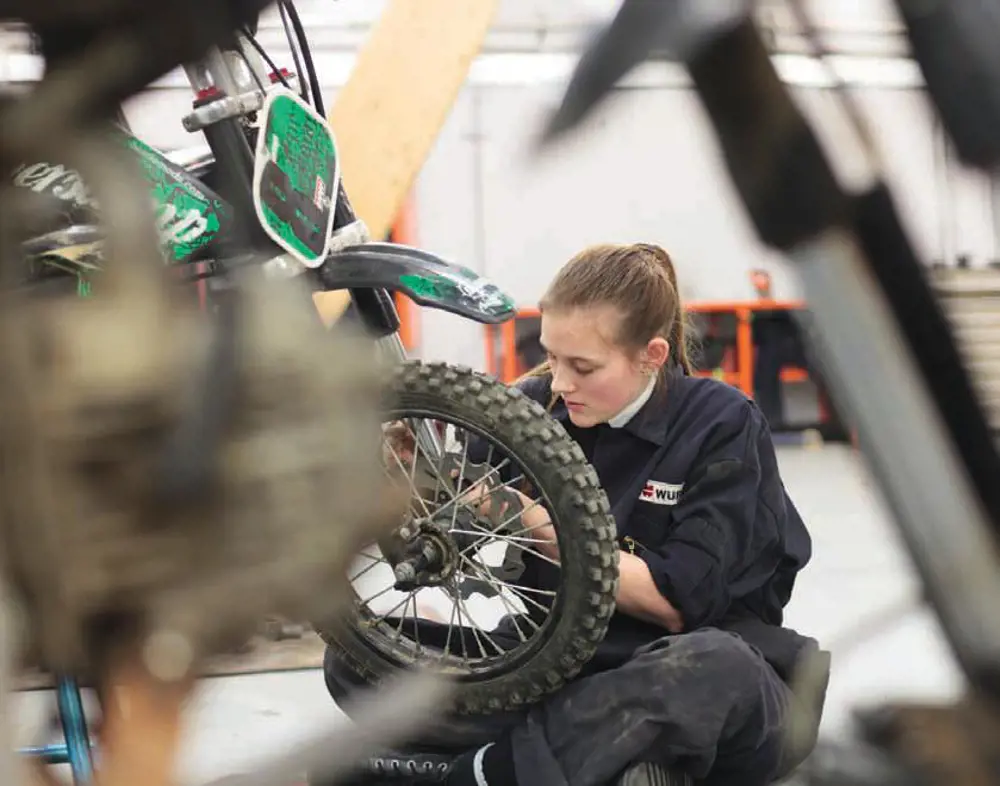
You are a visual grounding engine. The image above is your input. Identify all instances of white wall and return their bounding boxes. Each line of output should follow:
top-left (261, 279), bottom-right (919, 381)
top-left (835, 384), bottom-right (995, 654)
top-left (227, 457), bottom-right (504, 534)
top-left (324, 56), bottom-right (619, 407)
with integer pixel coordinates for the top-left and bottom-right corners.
top-left (412, 81), bottom-right (993, 369)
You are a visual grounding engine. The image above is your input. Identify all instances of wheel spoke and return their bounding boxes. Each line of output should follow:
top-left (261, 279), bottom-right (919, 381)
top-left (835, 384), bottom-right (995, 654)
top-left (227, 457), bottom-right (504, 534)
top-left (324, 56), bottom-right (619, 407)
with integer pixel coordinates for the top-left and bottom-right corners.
top-left (456, 494), bottom-right (553, 558)
top-left (453, 588), bottom-right (472, 664)
top-left (349, 552), bottom-right (388, 583)
top-left (356, 582), bottom-right (397, 609)
top-left (450, 528), bottom-right (552, 548)
top-left (457, 555), bottom-right (539, 640)
top-left (385, 440), bottom-right (433, 519)
top-left (440, 595), bottom-right (459, 661)
top-left (455, 593), bottom-right (506, 658)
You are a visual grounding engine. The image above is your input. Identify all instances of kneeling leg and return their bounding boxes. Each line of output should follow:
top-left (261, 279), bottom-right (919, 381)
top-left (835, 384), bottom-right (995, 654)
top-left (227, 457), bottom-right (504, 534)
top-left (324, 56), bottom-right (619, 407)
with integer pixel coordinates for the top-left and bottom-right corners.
top-left (507, 629), bottom-right (792, 786)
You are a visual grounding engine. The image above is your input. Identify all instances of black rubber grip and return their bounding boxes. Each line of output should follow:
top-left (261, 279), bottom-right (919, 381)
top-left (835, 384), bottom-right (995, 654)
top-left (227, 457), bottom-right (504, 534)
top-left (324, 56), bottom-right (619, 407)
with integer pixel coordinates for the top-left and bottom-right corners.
top-left (685, 18), bottom-right (848, 250)
top-left (894, 0), bottom-right (1000, 170)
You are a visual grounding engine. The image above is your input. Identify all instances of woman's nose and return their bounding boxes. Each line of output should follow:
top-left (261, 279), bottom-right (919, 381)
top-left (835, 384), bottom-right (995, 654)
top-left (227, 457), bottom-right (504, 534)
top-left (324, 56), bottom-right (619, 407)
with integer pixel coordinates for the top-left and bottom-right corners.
top-left (550, 369), bottom-right (574, 395)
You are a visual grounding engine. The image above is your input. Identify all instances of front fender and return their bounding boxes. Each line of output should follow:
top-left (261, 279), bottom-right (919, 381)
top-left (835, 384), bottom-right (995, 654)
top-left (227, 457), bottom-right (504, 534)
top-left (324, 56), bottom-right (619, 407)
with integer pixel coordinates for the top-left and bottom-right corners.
top-left (316, 242), bottom-right (516, 324)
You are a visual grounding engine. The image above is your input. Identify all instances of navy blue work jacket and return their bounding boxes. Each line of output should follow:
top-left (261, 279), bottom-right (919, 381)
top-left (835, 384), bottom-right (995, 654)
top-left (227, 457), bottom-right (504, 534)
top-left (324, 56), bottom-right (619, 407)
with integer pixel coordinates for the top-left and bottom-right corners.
top-left (510, 366), bottom-right (815, 679)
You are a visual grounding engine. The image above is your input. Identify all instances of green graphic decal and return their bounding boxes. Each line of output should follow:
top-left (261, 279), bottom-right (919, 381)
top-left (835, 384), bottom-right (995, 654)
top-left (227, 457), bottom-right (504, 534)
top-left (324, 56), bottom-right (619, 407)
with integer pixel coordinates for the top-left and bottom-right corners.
top-left (399, 273), bottom-right (442, 301)
top-left (253, 91), bottom-right (338, 265)
top-left (400, 272), bottom-right (516, 317)
top-left (123, 135), bottom-right (227, 263)
top-left (11, 131), bottom-right (228, 266)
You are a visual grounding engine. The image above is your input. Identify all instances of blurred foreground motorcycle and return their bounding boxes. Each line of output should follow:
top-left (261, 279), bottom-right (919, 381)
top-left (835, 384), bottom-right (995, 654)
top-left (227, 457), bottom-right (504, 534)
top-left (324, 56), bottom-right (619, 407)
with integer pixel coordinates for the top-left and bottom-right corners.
top-left (539, 1), bottom-right (1000, 784)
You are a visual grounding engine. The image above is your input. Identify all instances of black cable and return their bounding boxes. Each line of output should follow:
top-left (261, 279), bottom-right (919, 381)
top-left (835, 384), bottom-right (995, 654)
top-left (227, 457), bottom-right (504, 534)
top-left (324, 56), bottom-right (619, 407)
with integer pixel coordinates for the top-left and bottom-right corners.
top-left (278, 1), bottom-right (311, 105)
top-left (281, 0), bottom-right (325, 116)
top-left (241, 26), bottom-right (292, 91)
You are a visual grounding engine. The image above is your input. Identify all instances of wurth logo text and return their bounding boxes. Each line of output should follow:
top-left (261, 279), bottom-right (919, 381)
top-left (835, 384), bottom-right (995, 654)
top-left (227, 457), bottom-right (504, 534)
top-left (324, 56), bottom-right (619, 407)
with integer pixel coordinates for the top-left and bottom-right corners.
top-left (639, 480), bottom-right (684, 506)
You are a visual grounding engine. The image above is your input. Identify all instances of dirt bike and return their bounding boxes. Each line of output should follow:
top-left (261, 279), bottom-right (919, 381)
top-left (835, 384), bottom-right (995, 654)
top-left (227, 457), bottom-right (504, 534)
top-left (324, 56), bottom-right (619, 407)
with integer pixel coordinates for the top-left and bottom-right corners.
top-left (9, 5), bottom-right (620, 783)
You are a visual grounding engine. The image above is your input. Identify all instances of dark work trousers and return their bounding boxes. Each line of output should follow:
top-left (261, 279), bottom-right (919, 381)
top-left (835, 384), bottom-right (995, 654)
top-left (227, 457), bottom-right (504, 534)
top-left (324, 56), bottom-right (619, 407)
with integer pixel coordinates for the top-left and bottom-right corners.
top-left (324, 627), bottom-right (799, 786)
top-left (752, 315), bottom-right (809, 431)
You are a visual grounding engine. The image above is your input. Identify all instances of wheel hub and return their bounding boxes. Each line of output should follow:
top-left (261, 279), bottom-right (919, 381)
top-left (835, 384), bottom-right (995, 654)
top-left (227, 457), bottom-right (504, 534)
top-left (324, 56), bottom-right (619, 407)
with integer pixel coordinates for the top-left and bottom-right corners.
top-left (391, 516), bottom-right (460, 591)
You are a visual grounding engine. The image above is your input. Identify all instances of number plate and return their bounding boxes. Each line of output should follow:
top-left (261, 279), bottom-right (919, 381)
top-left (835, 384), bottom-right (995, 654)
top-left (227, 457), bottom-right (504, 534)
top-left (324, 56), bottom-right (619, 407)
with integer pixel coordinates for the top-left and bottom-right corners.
top-left (252, 90), bottom-right (340, 267)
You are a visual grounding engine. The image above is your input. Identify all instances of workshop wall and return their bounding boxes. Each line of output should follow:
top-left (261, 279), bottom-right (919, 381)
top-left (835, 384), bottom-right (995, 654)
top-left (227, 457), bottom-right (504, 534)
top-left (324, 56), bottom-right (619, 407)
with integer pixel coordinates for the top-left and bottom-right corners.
top-left (22, 0), bottom-right (992, 369)
top-left (413, 82), bottom-right (990, 369)
top-left (117, 76), bottom-right (997, 371)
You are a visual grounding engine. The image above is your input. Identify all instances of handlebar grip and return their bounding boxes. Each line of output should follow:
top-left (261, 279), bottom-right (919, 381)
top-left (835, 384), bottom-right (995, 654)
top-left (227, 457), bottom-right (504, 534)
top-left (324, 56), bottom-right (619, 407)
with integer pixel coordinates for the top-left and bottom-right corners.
top-left (685, 18), bottom-right (848, 251)
top-left (893, 0), bottom-right (1000, 170)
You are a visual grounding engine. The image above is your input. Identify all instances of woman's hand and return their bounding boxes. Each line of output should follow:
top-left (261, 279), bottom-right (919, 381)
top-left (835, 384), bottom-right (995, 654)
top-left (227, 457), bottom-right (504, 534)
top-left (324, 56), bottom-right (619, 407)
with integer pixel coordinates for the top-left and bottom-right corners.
top-left (459, 482), bottom-right (560, 561)
top-left (382, 420), bottom-right (415, 467)
top-left (385, 430), bottom-right (560, 561)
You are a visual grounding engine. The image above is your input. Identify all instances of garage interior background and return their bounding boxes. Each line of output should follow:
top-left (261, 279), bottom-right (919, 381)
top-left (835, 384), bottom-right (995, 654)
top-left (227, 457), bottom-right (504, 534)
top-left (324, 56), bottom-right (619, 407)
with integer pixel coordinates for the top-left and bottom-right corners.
top-left (5, 2), bottom-right (989, 777)
top-left (4, 0), bottom-right (993, 375)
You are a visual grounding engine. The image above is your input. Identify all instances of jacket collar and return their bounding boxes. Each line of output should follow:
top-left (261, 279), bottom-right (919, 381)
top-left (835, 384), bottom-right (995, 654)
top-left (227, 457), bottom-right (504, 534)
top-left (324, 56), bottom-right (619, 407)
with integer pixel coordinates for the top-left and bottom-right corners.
top-left (608, 373), bottom-right (656, 428)
top-left (548, 365), bottom-right (687, 447)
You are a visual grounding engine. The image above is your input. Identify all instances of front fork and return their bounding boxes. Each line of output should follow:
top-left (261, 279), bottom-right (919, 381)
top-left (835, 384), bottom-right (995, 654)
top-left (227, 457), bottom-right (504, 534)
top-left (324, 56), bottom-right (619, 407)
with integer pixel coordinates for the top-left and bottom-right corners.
top-left (377, 332), bottom-right (443, 460)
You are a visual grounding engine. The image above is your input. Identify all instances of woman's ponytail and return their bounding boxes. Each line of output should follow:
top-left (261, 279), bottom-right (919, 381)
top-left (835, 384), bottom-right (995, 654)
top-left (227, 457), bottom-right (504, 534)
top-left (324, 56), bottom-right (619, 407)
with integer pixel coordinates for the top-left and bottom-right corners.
top-left (635, 244), bottom-right (693, 374)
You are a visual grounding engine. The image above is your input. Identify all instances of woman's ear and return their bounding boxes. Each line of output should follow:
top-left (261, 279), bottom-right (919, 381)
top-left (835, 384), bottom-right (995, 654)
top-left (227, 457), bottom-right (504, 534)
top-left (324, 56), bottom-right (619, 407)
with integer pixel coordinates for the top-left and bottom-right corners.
top-left (643, 337), bottom-right (670, 370)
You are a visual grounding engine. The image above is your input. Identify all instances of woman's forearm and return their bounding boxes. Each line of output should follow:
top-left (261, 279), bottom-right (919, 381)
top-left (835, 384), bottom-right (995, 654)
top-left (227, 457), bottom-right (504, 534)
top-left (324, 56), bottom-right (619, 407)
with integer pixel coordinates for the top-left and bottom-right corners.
top-left (614, 551), bottom-right (684, 633)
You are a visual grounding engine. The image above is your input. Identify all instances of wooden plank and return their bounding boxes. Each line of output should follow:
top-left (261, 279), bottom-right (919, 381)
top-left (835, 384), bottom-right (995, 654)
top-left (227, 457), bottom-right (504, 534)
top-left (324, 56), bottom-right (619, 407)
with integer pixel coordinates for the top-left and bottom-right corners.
top-left (313, 0), bottom-right (500, 325)
top-left (96, 650), bottom-right (194, 786)
top-left (14, 634), bottom-right (327, 692)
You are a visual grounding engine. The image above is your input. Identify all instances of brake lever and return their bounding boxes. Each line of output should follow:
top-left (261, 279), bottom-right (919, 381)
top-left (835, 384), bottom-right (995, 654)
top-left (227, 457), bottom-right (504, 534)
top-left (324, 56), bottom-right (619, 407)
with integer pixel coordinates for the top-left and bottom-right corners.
top-left (892, 0), bottom-right (1000, 169)
top-left (537, 0), bottom-right (754, 149)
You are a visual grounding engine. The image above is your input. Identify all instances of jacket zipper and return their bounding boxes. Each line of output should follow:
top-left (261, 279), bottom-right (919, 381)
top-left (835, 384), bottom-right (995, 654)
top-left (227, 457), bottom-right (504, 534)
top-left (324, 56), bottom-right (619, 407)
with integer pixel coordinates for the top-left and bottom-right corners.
top-left (622, 535), bottom-right (652, 556)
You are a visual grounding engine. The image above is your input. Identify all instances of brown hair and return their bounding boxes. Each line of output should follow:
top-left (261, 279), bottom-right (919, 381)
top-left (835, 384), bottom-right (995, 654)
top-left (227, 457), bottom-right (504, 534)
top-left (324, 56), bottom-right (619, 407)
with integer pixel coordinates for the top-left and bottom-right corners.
top-left (520, 243), bottom-right (692, 388)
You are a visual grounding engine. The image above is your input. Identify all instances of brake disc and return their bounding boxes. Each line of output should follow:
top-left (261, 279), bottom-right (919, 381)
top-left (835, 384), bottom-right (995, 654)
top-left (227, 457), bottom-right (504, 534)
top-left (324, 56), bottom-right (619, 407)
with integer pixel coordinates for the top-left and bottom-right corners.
top-left (407, 451), bottom-right (527, 600)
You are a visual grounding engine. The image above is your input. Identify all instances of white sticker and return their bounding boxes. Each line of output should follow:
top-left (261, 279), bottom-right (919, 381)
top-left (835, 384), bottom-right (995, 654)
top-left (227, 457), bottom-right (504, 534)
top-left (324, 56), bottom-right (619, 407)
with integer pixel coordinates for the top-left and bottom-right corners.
top-left (639, 479), bottom-right (684, 506)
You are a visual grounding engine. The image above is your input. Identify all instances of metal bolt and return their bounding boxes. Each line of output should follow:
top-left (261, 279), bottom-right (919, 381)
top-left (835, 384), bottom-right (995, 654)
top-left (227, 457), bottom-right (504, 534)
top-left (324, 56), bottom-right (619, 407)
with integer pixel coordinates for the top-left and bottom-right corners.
top-left (394, 563), bottom-right (417, 584)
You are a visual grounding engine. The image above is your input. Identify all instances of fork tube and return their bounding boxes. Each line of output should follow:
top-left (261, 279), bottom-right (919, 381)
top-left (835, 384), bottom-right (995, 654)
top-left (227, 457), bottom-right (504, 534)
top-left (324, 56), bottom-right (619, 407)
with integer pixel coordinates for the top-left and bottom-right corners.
top-left (378, 334), bottom-right (443, 458)
top-left (182, 51), bottom-right (267, 250)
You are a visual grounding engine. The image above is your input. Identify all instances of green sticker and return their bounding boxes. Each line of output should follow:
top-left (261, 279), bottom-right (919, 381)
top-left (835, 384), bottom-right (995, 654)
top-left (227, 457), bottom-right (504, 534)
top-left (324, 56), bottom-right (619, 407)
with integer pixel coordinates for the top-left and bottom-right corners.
top-left (11, 132), bottom-right (228, 266)
top-left (123, 135), bottom-right (227, 263)
top-left (253, 91), bottom-right (339, 266)
top-left (400, 272), bottom-right (516, 317)
top-left (400, 273), bottom-right (442, 300)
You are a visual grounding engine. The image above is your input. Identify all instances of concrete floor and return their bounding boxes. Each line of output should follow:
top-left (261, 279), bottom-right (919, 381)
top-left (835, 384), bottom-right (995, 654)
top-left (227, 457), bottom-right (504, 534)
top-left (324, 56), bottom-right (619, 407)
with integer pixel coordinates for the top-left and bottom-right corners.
top-left (12, 444), bottom-right (967, 784)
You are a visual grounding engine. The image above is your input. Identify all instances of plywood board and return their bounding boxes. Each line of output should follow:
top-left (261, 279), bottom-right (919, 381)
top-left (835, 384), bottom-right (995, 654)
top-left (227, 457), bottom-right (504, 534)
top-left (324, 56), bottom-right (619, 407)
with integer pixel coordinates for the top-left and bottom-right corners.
top-left (313, 0), bottom-right (500, 325)
top-left (15, 634), bottom-right (328, 691)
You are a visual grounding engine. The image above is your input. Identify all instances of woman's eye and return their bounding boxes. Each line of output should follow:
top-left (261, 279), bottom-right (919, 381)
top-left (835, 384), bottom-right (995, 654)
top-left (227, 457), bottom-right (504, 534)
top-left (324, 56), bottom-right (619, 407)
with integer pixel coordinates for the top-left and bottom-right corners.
top-left (574, 366), bottom-right (594, 376)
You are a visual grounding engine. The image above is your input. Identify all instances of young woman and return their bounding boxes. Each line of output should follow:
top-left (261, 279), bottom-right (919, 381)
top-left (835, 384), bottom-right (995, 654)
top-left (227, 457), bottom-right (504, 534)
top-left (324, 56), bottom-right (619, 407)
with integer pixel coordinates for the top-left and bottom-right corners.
top-left (324, 243), bottom-right (821, 786)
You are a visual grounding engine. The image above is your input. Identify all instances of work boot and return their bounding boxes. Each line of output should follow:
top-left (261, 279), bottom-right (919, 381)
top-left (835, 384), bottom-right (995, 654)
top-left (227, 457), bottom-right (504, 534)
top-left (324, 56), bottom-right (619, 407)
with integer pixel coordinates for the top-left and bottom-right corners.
top-left (616, 762), bottom-right (694, 786)
top-left (309, 751), bottom-right (455, 784)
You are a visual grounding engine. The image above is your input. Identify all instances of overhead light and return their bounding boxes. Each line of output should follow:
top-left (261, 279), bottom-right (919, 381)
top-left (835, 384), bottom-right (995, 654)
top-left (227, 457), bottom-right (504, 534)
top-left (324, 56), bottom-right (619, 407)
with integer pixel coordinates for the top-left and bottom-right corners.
top-left (0, 50), bottom-right (925, 90)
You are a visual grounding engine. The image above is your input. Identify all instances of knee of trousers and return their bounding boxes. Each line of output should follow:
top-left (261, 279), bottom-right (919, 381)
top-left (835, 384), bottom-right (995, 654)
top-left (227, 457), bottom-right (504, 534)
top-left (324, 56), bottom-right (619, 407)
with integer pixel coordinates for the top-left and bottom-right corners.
top-left (659, 628), bottom-right (776, 694)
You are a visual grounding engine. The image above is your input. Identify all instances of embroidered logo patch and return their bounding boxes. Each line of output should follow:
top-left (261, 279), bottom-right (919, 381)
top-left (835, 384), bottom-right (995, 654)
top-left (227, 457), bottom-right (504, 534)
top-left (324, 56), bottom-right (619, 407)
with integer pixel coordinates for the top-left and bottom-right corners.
top-left (640, 480), bottom-right (684, 506)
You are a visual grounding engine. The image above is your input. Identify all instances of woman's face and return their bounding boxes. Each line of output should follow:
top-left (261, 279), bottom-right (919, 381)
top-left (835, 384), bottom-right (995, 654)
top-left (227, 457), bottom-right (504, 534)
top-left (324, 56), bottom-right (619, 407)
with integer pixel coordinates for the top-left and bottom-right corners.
top-left (540, 306), bottom-right (668, 428)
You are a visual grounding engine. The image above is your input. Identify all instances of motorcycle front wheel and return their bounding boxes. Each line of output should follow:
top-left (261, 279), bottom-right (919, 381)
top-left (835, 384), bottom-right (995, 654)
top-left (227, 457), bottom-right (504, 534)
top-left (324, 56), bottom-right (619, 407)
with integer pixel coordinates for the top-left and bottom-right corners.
top-left (317, 360), bottom-right (619, 715)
